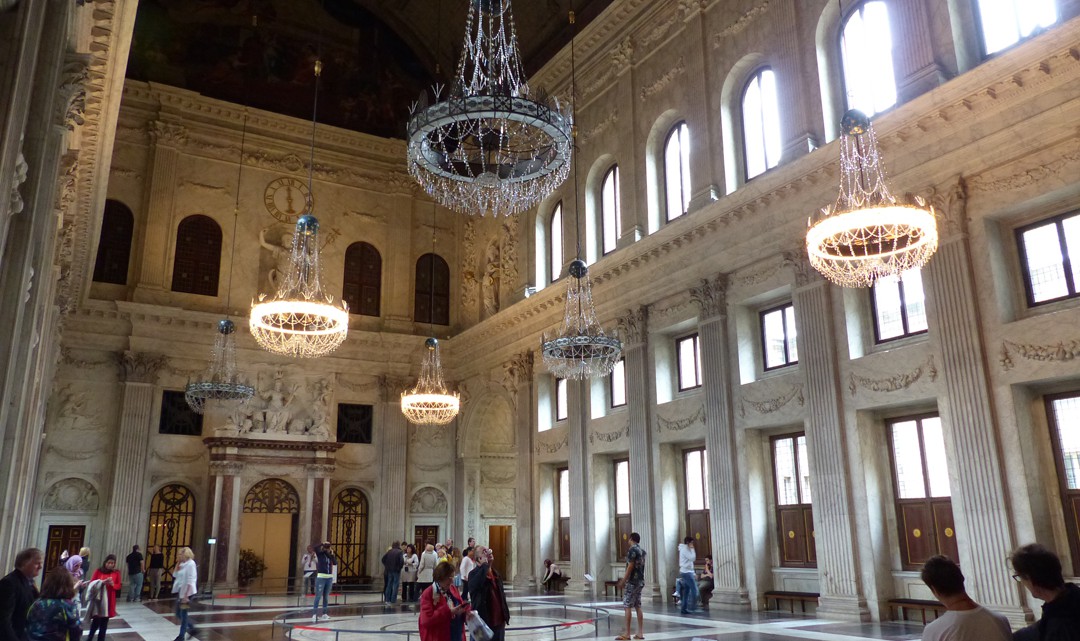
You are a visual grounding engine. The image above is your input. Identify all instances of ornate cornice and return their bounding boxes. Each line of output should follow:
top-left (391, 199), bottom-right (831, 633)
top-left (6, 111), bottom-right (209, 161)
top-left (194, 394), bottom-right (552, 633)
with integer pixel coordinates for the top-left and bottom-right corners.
top-left (204, 438), bottom-right (345, 453)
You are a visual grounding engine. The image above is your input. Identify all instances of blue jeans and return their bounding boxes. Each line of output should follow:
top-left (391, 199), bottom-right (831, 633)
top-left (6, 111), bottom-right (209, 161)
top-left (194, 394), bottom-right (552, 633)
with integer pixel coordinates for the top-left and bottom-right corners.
top-left (678, 572), bottom-right (699, 613)
top-left (175, 598), bottom-right (190, 638)
top-left (129, 572), bottom-right (144, 601)
top-left (312, 576), bottom-right (332, 616)
top-left (384, 572), bottom-right (400, 603)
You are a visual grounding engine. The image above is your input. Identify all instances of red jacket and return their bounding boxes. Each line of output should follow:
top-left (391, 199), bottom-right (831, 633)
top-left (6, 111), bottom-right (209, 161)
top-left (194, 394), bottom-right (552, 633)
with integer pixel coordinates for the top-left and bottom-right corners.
top-left (89, 569), bottom-right (121, 618)
top-left (418, 584), bottom-right (470, 641)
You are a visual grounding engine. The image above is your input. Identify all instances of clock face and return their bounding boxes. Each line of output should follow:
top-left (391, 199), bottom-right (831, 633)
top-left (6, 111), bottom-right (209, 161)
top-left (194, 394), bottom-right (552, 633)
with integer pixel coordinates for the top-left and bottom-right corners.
top-left (264, 177), bottom-right (312, 223)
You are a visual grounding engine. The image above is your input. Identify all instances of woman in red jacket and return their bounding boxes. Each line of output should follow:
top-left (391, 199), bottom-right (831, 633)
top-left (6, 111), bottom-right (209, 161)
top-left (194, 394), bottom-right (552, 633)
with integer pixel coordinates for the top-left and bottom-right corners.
top-left (418, 561), bottom-right (470, 641)
top-left (87, 555), bottom-right (121, 641)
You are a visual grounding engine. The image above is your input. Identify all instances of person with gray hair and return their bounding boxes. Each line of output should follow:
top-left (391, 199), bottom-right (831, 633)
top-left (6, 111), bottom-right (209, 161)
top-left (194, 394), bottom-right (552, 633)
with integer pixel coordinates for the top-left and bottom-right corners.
top-left (466, 547), bottom-right (509, 641)
top-left (0, 548), bottom-right (43, 641)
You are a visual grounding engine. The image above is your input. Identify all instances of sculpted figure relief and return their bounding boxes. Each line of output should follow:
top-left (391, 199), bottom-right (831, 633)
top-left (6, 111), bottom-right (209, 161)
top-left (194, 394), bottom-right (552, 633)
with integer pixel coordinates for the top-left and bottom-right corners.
top-left (263, 371), bottom-right (297, 433)
top-left (259, 226), bottom-right (293, 292)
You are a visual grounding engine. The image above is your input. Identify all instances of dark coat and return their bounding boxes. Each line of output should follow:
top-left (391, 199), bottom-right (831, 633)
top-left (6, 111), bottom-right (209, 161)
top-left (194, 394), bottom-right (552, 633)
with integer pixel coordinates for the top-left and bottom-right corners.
top-left (381, 548), bottom-right (405, 575)
top-left (0, 569), bottom-right (39, 641)
top-left (466, 563), bottom-right (509, 629)
top-left (1014, 583), bottom-right (1080, 641)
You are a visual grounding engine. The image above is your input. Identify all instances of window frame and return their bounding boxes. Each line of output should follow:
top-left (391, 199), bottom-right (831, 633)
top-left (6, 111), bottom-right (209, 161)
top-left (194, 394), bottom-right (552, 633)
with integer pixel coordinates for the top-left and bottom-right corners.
top-left (342, 241), bottom-right (382, 317)
top-left (675, 333), bottom-right (702, 392)
top-left (336, 403), bottom-right (374, 444)
top-left (158, 390), bottom-right (204, 436)
top-left (1043, 391), bottom-right (1080, 576)
top-left (170, 214), bottom-right (222, 297)
top-left (870, 270), bottom-right (928, 344)
top-left (663, 122), bottom-right (692, 222)
top-left (92, 199), bottom-right (135, 286)
top-left (610, 358), bottom-right (627, 409)
top-left (837, 0), bottom-right (898, 119)
top-left (557, 467), bottom-right (571, 562)
top-left (414, 253), bottom-right (451, 325)
top-left (740, 67), bottom-right (781, 182)
top-left (770, 432), bottom-right (816, 568)
top-left (613, 458), bottom-right (632, 560)
top-left (973, 0), bottom-right (1058, 60)
top-left (683, 447), bottom-right (712, 560)
top-left (549, 201), bottom-right (564, 283)
top-left (1016, 212), bottom-right (1080, 308)
top-left (759, 302), bottom-right (798, 371)
top-left (601, 165), bottom-right (621, 256)
top-left (555, 377), bottom-right (569, 422)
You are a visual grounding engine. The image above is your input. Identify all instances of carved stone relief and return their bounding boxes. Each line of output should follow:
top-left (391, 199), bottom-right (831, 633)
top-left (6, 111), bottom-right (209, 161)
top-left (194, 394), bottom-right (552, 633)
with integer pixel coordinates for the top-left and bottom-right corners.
top-left (589, 422), bottom-right (630, 445)
top-left (461, 221), bottom-right (479, 317)
top-left (42, 478), bottom-right (100, 512)
top-left (499, 351), bottom-right (534, 397)
top-left (224, 370), bottom-right (335, 440)
top-left (534, 433), bottom-right (568, 455)
top-left (848, 356), bottom-right (938, 396)
top-left (8, 152), bottom-right (28, 217)
top-left (120, 351), bottom-right (167, 384)
top-left (689, 274), bottom-right (728, 319)
top-left (713, 0), bottom-right (771, 46)
top-left (617, 306), bottom-right (647, 346)
top-left (1001, 339), bottom-right (1080, 371)
top-left (656, 405), bottom-right (706, 433)
top-left (739, 385), bottom-right (804, 418)
top-left (481, 488), bottom-right (516, 517)
top-left (49, 383), bottom-right (104, 431)
top-left (411, 486), bottom-right (448, 514)
top-left (640, 57), bottom-right (686, 101)
top-left (57, 53), bottom-right (90, 131)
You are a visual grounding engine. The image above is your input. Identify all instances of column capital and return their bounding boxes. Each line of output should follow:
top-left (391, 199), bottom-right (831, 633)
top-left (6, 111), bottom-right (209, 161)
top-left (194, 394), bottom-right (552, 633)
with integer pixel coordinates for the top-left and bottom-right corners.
top-left (909, 174), bottom-right (967, 241)
top-left (379, 375), bottom-right (412, 402)
top-left (119, 350), bottom-right (166, 384)
top-left (782, 249), bottom-right (824, 288)
top-left (148, 120), bottom-right (189, 147)
top-left (690, 273), bottom-right (729, 320)
top-left (209, 461), bottom-right (244, 476)
top-left (617, 306), bottom-right (648, 348)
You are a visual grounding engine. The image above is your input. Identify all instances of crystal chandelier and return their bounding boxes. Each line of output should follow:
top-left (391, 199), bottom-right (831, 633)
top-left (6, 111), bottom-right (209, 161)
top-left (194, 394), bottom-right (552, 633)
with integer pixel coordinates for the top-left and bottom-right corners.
top-left (401, 338), bottom-right (461, 425)
top-left (541, 260), bottom-right (622, 379)
top-left (406, 0), bottom-right (573, 217)
top-left (249, 60), bottom-right (349, 358)
top-left (186, 115), bottom-right (255, 413)
top-left (806, 110), bottom-right (938, 287)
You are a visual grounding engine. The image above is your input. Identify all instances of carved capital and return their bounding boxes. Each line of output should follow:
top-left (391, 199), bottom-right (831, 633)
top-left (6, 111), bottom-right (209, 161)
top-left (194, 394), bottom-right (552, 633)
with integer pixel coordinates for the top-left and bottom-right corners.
top-left (910, 175), bottom-right (967, 240)
top-left (617, 306), bottom-right (648, 347)
top-left (209, 461), bottom-right (244, 476)
top-left (689, 274), bottom-right (728, 319)
top-left (148, 120), bottom-right (188, 147)
top-left (379, 375), bottom-right (412, 401)
top-left (119, 351), bottom-right (166, 384)
top-left (782, 249), bottom-right (822, 287)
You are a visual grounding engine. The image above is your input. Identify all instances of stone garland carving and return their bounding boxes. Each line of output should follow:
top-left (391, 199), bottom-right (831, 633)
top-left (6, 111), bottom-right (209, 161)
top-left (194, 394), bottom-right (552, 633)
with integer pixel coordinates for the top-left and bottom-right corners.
top-left (617, 306), bottom-right (647, 346)
top-left (57, 53), bottom-right (90, 131)
top-left (150, 450), bottom-right (205, 464)
top-left (42, 478), bottom-right (100, 511)
top-left (1000, 339), bottom-right (1080, 371)
top-left (179, 180), bottom-right (232, 198)
top-left (481, 470), bottom-right (517, 485)
top-left (305, 463), bottom-right (336, 478)
top-left (534, 434), bottom-right (569, 455)
top-left (689, 274), bottom-right (728, 319)
top-left (336, 375), bottom-right (381, 395)
top-left (739, 261), bottom-right (783, 287)
top-left (461, 221), bottom-right (479, 314)
top-left (639, 13), bottom-right (680, 49)
top-left (45, 444), bottom-right (105, 460)
top-left (8, 151), bottom-right (28, 217)
top-left (713, 0), bottom-right (771, 46)
top-left (589, 422), bottom-right (630, 445)
top-left (640, 57), bottom-right (686, 101)
top-left (739, 385), bottom-right (804, 418)
top-left (410, 456), bottom-right (451, 473)
top-left (969, 146), bottom-right (1080, 195)
top-left (379, 375), bottom-right (412, 402)
top-left (336, 458), bottom-right (376, 472)
top-left (208, 461), bottom-right (245, 476)
top-left (581, 108), bottom-right (618, 144)
top-left (409, 423), bottom-right (451, 449)
top-left (501, 215), bottom-right (520, 295)
top-left (610, 36), bottom-right (635, 73)
top-left (582, 66), bottom-right (615, 100)
top-left (848, 356), bottom-right (938, 396)
top-left (656, 405), bottom-right (706, 433)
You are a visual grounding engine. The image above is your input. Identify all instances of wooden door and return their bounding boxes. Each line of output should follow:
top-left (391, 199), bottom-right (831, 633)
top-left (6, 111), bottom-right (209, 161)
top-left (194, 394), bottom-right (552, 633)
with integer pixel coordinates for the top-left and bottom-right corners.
top-left (414, 525), bottom-right (438, 551)
top-left (45, 525), bottom-right (85, 569)
top-left (488, 525), bottom-right (511, 579)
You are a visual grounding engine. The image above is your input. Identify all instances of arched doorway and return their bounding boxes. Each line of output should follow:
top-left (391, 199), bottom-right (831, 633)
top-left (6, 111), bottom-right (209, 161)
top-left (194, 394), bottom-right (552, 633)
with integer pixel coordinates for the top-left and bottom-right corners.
top-left (146, 484), bottom-right (196, 593)
top-left (329, 487), bottom-right (369, 583)
top-left (241, 478), bottom-right (299, 590)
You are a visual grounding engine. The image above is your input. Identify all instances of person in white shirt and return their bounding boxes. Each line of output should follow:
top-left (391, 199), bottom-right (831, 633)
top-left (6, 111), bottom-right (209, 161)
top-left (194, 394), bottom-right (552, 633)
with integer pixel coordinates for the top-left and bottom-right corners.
top-left (301, 545), bottom-right (318, 595)
top-left (676, 537), bottom-right (698, 615)
top-left (458, 547), bottom-right (477, 601)
top-left (171, 547), bottom-right (199, 641)
top-left (920, 555), bottom-right (1010, 641)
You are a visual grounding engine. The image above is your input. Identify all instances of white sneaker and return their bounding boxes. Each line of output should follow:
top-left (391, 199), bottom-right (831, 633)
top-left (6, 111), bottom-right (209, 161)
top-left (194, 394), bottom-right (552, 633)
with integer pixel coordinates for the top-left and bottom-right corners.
top-left (318, 614), bottom-right (330, 621)
top-left (311, 615), bottom-right (318, 623)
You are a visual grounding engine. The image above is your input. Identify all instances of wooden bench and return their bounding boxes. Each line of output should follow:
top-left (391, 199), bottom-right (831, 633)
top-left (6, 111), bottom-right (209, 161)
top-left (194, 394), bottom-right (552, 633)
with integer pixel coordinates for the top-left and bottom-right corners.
top-left (763, 591), bottom-right (819, 613)
top-left (887, 598), bottom-right (946, 624)
top-left (604, 580), bottom-right (622, 597)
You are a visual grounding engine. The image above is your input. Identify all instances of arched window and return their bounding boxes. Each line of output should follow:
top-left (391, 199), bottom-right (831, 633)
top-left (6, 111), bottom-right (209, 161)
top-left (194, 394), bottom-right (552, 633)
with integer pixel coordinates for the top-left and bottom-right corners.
top-left (146, 484), bottom-right (196, 588)
top-left (330, 488), bottom-right (369, 583)
top-left (93, 200), bottom-right (134, 285)
top-left (976, 0), bottom-right (1056, 56)
top-left (243, 478), bottom-right (300, 514)
top-left (741, 70), bottom-right (782, 181)
top-left (664, 122), bottom-right (692, 221)
top-left (342, 242), bottom-right (381, 317)
top-left (415, 253), bottom-right (450, 325)
top-left (171, 215), bottom-right (222, 296)
top-left (549, 202), bottom-right (563, 282)
top-left (840, 1), bottom-right (897, 118)
top-left (601, 165), bottom-right (620, 255)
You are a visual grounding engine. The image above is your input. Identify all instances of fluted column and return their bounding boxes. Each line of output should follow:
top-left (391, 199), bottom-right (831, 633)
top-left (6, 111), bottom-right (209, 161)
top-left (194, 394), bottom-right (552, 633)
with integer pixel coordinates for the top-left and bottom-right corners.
top-left (922, 179), bottom-right (1027, 625)
top-left (208, 461), bottom-right (243, 585)
top-left (678, 1), bottom-right (721, 212)
top-left (503, 352), bottom-right (537, 587)
top-left (690, 276), bottom-right (749, 607)
top-left (136, 123), bottom-right (184, 293)
top-left (378, 377), bottom-right (410, 558)
top-left (618, 307), bottom-right (660, 600)
top-left (787, 256), bottom-right (868, 621)
top-left (612, 36), bottom-right (644, 246)
top-left (891, 0), bottom-right (944, 103)
top-left (103, 351), bottom-right (166, 555)
top-left (566, 377), bottom-right (592, 596)
top-left (773, 0), bottom-right (819, 161)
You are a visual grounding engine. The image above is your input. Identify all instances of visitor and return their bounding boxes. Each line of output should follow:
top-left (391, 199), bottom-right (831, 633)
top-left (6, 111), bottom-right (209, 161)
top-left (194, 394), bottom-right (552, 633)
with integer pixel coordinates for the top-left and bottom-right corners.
top-left (458, 548), bottom-right (476, 601)
top-left (301, 545), bottom-right (317, 595)
top-left (697, 556), bottom-right (714, 608)
top-left (1010, 544), bottom-right (1080, 640)
top-left (381, 542), bottom-right (404, 605)
top-left (147, 547), bottom-right (165, 600)
top-left (449, 548), bottom-right (463, 591)
top-left (616, 532), bottom-right (646, 641)
top-left (85, 555), bottom-right (121, 641)
top-left (401, 545), bottom-right (419, 603)
top-left (311, 542), bottom-right (335, 622)
top-left (26, 568), bottom-right (81, 641)
top-left (171, 548), bottom-right (198, 641)
top-left (417, 544), bottom-right (438, 597)
top-left (125, 545), bottom-right (144, 602)
top-left (919, 555), bottom-right (1009, 641)
top-left (419, 561), bottom-right (470, 641)
top-left (541, 559), bottom-right (563, 592)
top-left (62, 549), bottom-right (86, 605)
top-left (0, 547), bottom-right (43, 641)
top-left (467, 547), bottom-right (509, 641)
top-left (677, 536), bottom-right (699, 614)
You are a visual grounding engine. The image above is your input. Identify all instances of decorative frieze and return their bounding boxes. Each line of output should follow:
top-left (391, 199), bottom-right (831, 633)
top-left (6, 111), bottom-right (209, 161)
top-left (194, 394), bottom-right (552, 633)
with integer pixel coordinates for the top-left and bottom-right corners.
top-left (410, 486), bottom-right (448, 514)
top-left (656, 405), bottom-right (705, 432)
top-left (589, 422), bottom-right (630, 445)
top-left (848, 356), bottom-right (938, 396)
top-left (42, 478), bottom-right (100, 512)
top-left (712, 0), bottom-right (771, 46)
top-left (1000, 339), bottom-right (1080, 371)
top-left (56, 53), bottom-right (90, 131)
top-left (640, 57), bottom-right (686, 101)
top-left (534, 433), bottom-right (568, 455)
top-left (739, 384), bottom-right (804, 417)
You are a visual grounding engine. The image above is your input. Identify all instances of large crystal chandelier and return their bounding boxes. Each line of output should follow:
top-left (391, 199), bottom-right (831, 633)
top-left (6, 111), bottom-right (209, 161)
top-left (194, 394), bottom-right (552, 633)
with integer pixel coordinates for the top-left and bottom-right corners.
top-left (806, 110), bottom-right (938, 287)
top-left (401, 338), bottom-right (461, 425)
top-left (541, 260), bottom-right (622, 379)
top-left (186, 115), bottom-right (255, 413)
top-left (249, 60), bottom-right (349, 358)
top-left (406, 0), bottom-right (573, 217)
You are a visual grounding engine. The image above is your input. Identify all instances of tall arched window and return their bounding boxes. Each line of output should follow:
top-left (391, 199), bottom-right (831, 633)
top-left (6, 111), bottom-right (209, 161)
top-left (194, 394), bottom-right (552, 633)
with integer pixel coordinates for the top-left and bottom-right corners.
top-left (415, 253), bottom-right (450, 325)
top-left (342, 242), bottom-right (381, 317)
top-left (549, 202), bottom-right (563, 282)
top-left (330, 487), bottom-right (369, 583)
top-left (146, 484), bottom-right (196, 588)
top-left (976, 0), bottom-right (1056, 56)
top-left (601, 165), bottom-right (620, 255)
top-left (171, 215), bottom-right (222, 296)
top-left (93, 200), bottom-right (134, 285)
top-left (664, 122), bottom-right (692, 221)
top-left (840, 1), bottom-right (897, 118)
top-left (742, 69), bottom-right (782, 181)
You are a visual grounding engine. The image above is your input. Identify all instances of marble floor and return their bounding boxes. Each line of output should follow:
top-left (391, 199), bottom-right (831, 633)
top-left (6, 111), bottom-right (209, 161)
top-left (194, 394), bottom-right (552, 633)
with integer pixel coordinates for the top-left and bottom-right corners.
top-left (100, 589), bottom-right (928, 641)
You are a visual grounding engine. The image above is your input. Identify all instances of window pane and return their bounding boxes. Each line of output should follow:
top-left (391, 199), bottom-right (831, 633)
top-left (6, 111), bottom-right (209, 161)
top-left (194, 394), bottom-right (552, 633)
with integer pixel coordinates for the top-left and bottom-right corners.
top-left (702, 449), bottom-right (710, 510)
top-left (602, 167), bottom-right (620, 254)
top-left (774, 438), bottom-right (799, 506)
top-left (873, 274), bottom-right (905, 340)
top-left (760, 69), bottom-right (782, 171)
top-left (611, 359), bottom-right (627, 407)
top-left (559, 469), bottom-right (570, 518)
top-left (797, 435), bottom-right (812, 505)
top-left (1051, 396), bottom-right (1080, 491)
top-left (686, 450), bottom-right (705, 510)
top-left (841, 1), bottom-right (897, 117)
top-left (556, 378), bottom-right (568, 421)
top-left (922, 417), bottom-right (951, 498)
top-left (902, 269), bottom-right (928, 333)
top-left (680, 124), bottom-right (692, 214)
top-left (977, 0), bottom-right (1057, 56)
top-left (550, 204), bottom-right (563, 282)
top-left (890, 420), bottom-right (927, 499)
top-left (665, 124), bottom-right (690, 221)
top-left (678, 336), bottom-right (700, 389)
top-left (743, 75), bottom-right (766, 179)
top-left (784, 305), bottom-right (798, 363)
top-left (1060, 215), bottom-right (1080, 292)
top-left (1022, 222), bottom-right (1069, 303)
top-left (615, 460), bottom-right (631, 514)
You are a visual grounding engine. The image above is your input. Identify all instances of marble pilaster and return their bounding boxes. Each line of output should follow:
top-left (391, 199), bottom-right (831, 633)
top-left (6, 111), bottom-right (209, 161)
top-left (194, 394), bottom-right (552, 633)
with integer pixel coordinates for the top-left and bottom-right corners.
top-left (773, 0), bottom-right (819, 161)
top-left (566, 377), bottom-right (592, 596)
top-left (891, 0), bottom-right (945, 103)
top-left (679, 2), bottom-right (722, 213)
top-left (208, 461), bottom-right (243, 584)
top-left (378, 376), bottom-right (410, 558)
top-left (506, 352), bottom-right (537, 587)
top-left (135, 127), bottom-right (182, 293)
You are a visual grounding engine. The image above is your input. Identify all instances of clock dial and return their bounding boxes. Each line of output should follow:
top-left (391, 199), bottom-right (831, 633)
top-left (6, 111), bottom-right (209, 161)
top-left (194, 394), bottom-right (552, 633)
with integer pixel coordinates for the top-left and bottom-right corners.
top-left (264, 177), bottom-right (312, 223)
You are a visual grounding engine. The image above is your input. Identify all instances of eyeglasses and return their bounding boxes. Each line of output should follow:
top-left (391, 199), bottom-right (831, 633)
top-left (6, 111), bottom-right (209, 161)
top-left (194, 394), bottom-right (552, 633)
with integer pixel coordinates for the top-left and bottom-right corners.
top-left (1011, 574), bottom-right (1024, 583)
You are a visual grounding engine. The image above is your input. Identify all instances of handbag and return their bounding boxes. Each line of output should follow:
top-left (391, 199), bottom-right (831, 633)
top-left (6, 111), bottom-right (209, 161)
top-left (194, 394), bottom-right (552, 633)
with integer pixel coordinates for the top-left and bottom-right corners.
top-left (466, 611), bottom-right (494, 641)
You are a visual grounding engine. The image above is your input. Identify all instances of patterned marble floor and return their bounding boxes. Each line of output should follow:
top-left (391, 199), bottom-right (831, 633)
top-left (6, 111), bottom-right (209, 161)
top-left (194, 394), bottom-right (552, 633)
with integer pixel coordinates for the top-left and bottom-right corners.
top-left (103, 590), bottom-right (927, 641)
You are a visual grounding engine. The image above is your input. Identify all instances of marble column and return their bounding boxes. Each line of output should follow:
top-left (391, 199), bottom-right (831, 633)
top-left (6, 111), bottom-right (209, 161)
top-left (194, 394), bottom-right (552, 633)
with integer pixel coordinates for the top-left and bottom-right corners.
top-left (612, 36), bottom-right (644, 246)
top-left (305, 464), bottom-right (334, 544)
top-left (618, 306), bottom-right (661, 600)
top-left (922, 179), bottom-right (1027, 625)
top-left (103, 351), bottom-right (167, 555)
top-left (208, 461), bottom-right (243, 585)
top-left (566, 377), bottom-right (592, 596)
top-left (503, 352), bottom-right (537, 587)
top-left (378, 377), bottom-right (410, 557)
top-left (787, 255), bottom-right (869, 621)
top-left (690, 276), bottom-right (749, 607)
top-left (891, 0), bottom-right (945, 103)
top-left (773, 0), bottom-right (819, 161)
top-left (135, 123), bottom-right (183, 295)
top-left (679, 2), bottom-right (722, 212)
